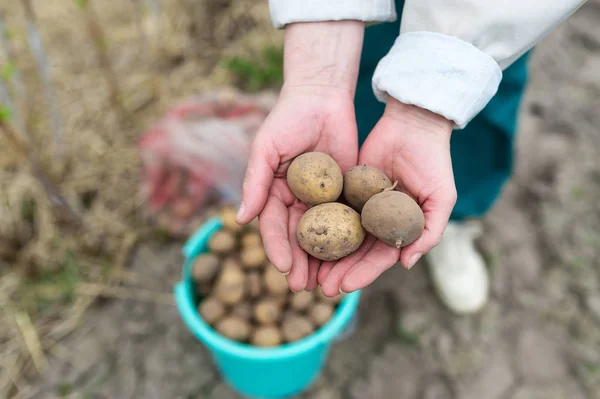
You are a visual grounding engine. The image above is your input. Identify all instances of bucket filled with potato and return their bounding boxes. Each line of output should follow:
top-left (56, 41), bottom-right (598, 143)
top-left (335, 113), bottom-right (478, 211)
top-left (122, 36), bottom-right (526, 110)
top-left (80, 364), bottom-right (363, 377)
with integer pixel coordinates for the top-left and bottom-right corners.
top-left (173, 206), bottom-right (361, 399)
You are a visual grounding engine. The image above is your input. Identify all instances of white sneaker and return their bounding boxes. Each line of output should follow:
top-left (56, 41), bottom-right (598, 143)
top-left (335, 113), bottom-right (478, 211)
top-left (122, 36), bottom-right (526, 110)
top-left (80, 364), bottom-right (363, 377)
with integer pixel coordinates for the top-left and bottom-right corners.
top-left (425, 220), bottom-right (489, 315)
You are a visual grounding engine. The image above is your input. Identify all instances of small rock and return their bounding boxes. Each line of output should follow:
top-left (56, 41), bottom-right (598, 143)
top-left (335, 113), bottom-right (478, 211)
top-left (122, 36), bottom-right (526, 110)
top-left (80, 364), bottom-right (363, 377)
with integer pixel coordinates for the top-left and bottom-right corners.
top-left (586, 294), bottom-right (600, 323)
top-left (517, 328), bottom-right (567, 381)
top-left (460, 350), bottom-right (515, 399)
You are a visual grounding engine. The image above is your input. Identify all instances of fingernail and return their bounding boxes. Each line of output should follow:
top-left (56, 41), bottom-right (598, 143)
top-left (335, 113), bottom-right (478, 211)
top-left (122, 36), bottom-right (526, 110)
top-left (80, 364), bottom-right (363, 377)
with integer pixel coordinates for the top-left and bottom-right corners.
top-left (407, 253), bottom-right (422, 269)
top-left (235, 202), bottom-right (245, 222)
top-left (282, 269), bottom-right (290, 276)
top-left (339, 286), bottom-right (347, 294)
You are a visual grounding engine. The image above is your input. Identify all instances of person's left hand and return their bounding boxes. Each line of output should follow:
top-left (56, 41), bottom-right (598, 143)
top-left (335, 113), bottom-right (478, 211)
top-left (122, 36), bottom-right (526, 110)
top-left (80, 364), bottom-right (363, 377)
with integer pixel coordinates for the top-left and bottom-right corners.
top-left (316, 99), bottom-right (458, 296)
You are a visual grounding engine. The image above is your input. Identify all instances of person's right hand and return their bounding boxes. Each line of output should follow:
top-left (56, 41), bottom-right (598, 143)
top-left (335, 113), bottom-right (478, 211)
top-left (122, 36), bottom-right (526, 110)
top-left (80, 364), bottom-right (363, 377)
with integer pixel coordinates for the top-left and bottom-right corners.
top-left (236, 87), bottom-right (358, 291)
top-left (235, 21), bottom-right (364, 292)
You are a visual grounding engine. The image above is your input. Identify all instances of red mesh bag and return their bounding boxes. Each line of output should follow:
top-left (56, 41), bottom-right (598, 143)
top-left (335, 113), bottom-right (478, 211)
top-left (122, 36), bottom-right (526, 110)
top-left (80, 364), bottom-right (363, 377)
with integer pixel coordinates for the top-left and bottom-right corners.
top-left (138, 89), bottom-right (277, 236)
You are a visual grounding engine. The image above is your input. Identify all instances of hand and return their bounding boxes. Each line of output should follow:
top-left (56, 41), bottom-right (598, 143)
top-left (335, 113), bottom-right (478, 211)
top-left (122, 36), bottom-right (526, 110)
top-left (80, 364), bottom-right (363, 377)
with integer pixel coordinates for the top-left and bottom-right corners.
top-left (236, 21), bottom-right (364, 292)
top-left (317, 99), bottom-right (457, 296)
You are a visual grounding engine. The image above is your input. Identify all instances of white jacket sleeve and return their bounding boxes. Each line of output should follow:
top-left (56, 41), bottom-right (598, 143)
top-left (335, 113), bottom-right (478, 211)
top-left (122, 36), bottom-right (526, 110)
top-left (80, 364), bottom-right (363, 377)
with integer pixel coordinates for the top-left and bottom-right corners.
top-left (268, 0), bottom-right (397, 28)
top-left (372, 0), bottom-right (588, 128)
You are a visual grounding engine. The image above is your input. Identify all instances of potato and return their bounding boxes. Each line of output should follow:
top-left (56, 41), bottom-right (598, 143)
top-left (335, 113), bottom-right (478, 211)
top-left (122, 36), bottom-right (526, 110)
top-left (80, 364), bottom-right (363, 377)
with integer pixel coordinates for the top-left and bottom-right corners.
top-left (289, 291), bottom-right (314, 311)
top-left (221, 205), bottom-right (243, 233)
top-left (286, 152), bottom-right (343, 206)
top-left (282, 313), bottom-right (314, 342)
top-left (198, 296), bottom-right (226, 324)
top-left (172, 197), bottom-right (196, 219)
top-left (253, 299), bottom-right (282, 324)
top-left (191, 253), bottom-right (220, 284)
top-left (214, 263), bottom-right (246, 304)
top-left (246, 271), bottom-right (263, 298)
top-left (208, 231), bottom-right (236, 254)
top-left (241, 231), bottom-right (262, 248)
top-left (231, 302), bottom-right (253, 320)
top-left (240, 246), bottom-right (267, 269)
top-left (264, 264), bottom-right (290, 296)
top-left (296, 203), bottom-right (365, 261)
top-left (361, 191), bottom-right (425, 248)
top-left (343, 165), bottom-right (394, 211)
top-left (251, 326), bottom-right (282, 347)
top-left (309, 302), bottom-right (334, 326)
top-left (216, 316), bottom-right (251, 341)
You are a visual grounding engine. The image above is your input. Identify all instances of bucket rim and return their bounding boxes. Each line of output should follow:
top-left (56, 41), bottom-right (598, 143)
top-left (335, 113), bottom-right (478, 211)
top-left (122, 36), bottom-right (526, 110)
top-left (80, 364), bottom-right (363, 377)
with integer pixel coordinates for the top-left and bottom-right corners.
top-left (174, 216), bottom-right (361, 361)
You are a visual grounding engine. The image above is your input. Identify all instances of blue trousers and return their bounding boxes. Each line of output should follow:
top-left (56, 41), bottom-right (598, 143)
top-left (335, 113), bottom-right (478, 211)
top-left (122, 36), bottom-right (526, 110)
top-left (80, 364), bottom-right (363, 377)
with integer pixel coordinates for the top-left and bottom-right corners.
top-left (355, 1), bottom-right (530, 221)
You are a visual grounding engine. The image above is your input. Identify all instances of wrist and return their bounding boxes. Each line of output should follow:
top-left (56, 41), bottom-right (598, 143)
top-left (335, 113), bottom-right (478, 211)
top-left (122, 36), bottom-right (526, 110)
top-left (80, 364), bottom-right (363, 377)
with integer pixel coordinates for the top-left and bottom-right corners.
top-left (383, 98), bottom-right (453, 137)
top-left (282, 21), bottom-right (364, 99)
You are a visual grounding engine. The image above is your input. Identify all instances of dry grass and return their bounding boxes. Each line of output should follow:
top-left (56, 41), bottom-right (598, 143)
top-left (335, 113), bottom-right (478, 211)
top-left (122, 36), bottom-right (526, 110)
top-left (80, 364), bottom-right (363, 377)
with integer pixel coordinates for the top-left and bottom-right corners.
top-left (0, 0), bottom-right (282, 396)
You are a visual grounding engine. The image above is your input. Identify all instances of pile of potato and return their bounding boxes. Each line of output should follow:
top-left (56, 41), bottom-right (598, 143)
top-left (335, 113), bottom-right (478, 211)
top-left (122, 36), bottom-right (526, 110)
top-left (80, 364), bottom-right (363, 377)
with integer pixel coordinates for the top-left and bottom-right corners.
top-left (192, 206), bottom-right (345, 347)
top-left (288, 152), bottom-right (425, 261)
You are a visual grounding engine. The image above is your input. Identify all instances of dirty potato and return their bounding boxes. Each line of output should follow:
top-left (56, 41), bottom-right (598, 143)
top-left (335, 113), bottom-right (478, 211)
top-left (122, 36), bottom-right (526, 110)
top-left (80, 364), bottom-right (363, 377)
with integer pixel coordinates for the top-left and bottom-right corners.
top-left (253, 298), bottom-right (282, 324)
top-left (198, 296), bottom-right (225, 324)
top-left (361, 191), bottom-right (425, 248)
top-left (214, 263), bottom-right (246, 304)
top-left (264, 264), bottom-right (290, 296)
top-left (286, 152), bottom-right (343, 206)
top-left (251, 326), bottom-right (282, 347)
top-left (240, 246), bottom-right (267, 269)
top-left (343, 165), bottom-right (394, 211)
top-left (221, 205), bottom-right (244, 233)
top-left (241, 231), bottom-right (262, 248)
top-left (191, 253), bottom-right (220, 284)
top-left (308, 302), bottom-right (334, 326)
top-left (208, 230), bottom-right (236, 254)
top-left (216, 316), bottom-right (251, 341)
top-left (296, 203), bottom-right (365, 261)
top-left (289, 290), bottom-right (314, 311)
top-left (281, 313), bottom-right (314, 343)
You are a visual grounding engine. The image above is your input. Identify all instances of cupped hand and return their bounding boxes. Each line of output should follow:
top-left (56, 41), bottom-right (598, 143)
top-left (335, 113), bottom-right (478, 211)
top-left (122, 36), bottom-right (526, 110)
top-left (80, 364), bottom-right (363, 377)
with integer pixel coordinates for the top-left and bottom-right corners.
top-left (236, 86), bottom-right (358, 291)
top-left (318, 99), bottom-right (457, 296)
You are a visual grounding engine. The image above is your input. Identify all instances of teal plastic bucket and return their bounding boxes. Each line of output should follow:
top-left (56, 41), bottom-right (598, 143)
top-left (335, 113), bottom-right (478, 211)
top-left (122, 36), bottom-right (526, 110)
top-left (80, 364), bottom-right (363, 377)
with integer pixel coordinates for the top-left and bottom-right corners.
top-left (174, 216), bottom-right (361, 398)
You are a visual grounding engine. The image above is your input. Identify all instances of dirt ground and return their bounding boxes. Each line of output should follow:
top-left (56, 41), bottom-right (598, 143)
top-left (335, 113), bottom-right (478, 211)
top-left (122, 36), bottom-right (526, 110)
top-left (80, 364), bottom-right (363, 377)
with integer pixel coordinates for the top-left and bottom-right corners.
top-left (6, 1), bottom-right (600, 399)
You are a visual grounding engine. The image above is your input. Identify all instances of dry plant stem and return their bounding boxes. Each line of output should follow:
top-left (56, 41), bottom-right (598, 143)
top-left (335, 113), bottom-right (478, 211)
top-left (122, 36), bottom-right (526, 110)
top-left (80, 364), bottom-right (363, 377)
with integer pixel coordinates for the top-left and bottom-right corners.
top-left (81, 1), bottom-right (132, 124)
top-left (20, 0), bottom-right (64, 155)
top-left (13, 311), bottom-right (48, 374)
top-left (0, 117), bottom-right (85, 228)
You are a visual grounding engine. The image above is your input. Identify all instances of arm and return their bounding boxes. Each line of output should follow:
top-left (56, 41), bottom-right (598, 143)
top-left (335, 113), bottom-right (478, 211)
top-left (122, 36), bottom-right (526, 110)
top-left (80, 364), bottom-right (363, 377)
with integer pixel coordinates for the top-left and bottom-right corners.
top-left (372, 0), bottom-right (588, 128)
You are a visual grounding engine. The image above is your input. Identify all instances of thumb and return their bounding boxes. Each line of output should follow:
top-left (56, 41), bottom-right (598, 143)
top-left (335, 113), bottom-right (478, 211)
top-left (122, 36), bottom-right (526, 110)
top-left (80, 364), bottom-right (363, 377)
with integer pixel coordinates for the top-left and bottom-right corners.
top-left (236, 136), bottom-right (277, 224)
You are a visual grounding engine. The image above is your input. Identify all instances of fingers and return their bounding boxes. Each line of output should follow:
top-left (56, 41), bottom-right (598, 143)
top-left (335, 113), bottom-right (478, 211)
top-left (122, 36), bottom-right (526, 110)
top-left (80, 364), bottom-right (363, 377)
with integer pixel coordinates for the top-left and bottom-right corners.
top-left (340, 241), bottom-right (401, 293)
top-left (259, 194), bottom-right (293, 274)
top-left (319, 235), bottom-right (377, 296)
top-left (305, 257), bottom-right (321, 291)
top-left (400, 186), bottom-right (457, 269)
top-left (285, 205), bottom-right (309, 292)
top-left (237, 136), bottom-right (278, 224)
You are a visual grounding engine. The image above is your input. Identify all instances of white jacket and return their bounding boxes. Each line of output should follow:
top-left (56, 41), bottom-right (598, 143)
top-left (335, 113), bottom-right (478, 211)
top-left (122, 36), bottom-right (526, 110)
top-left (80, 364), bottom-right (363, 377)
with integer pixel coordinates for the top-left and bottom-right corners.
top-left (269, 0), bottom-right (587, 128)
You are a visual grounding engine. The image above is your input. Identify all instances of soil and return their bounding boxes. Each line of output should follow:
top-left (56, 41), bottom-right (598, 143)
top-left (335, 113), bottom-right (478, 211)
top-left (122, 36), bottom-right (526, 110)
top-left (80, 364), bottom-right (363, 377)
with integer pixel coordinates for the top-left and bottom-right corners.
top-left (6, 0), bottom-right (600, 398)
